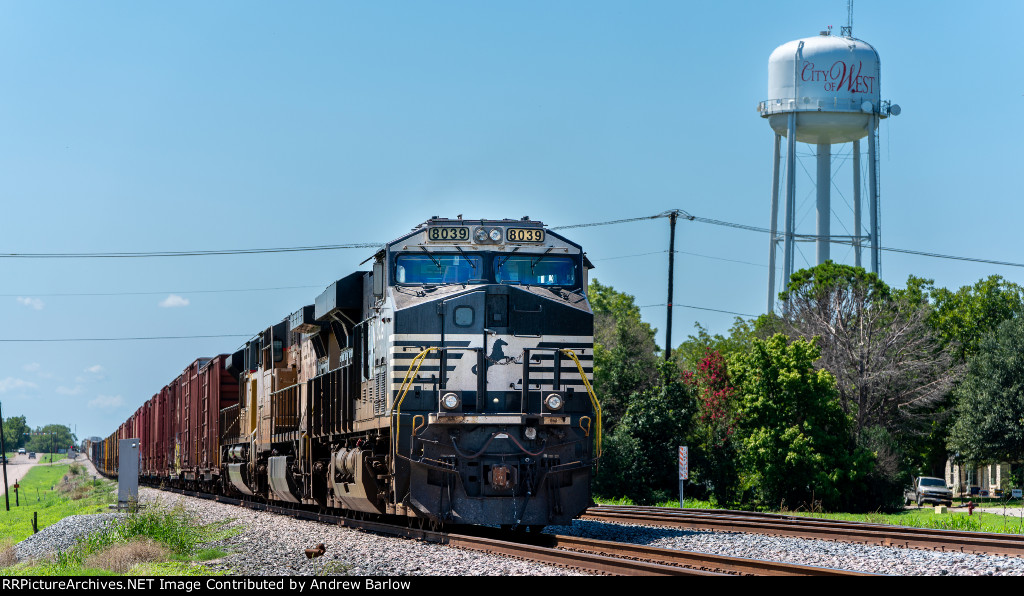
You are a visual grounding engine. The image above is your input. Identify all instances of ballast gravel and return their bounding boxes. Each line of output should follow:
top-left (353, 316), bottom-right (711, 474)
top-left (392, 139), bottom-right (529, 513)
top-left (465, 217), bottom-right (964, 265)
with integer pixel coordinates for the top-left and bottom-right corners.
top-left (13, 484), bottom-right (1024, 575)
top-left (14, 512), bottom-right (126, 563)
top-left (545, 519), bottom-right (1024, 576)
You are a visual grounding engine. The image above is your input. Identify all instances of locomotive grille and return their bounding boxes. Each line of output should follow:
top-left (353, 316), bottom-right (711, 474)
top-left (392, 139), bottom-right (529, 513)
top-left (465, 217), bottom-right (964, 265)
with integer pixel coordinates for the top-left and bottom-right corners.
top-left (374, 369), bottom-right (387, 416)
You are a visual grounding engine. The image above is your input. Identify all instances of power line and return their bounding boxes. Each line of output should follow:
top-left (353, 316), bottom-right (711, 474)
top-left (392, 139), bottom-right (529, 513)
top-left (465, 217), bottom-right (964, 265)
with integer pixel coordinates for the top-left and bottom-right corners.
top-left (568, 210), bottom-right (1024, 271)
top-left (0, 285), bottom-right (321, 298)
top-left (0, 334), bottom-right (251, 343)
top-left (0, 210), bottom-right (1018, 272)
top-left (0, 243), bottom-right (383, 259)
top-left (639, 302), bottom-right (756, 317)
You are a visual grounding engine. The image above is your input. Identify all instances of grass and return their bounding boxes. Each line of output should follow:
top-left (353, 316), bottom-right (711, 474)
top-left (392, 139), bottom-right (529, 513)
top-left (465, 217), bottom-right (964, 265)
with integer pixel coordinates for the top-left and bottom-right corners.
top-left (0, 461), bottom-right (237, 576)
top-left (0, 463), bottom-right (115, 544)
top-left (595, 494), bottom-right (1024, 535)
top-left (2, 500), bottom-right (238, 576)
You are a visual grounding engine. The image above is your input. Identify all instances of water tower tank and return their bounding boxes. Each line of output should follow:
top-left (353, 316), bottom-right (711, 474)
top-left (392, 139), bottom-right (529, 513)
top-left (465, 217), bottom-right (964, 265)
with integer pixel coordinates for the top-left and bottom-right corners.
top-left (762, 32), bottom-right (881, 143)
top-left (759, 29), bottom-right (898, 314)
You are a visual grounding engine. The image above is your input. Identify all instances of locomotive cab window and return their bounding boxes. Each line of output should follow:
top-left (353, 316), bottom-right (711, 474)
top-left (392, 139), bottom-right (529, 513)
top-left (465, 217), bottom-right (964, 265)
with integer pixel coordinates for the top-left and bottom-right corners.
top-left (395, 253), bottom-right (484, 285)
top-left (494, 255), bottom-right (577, 287)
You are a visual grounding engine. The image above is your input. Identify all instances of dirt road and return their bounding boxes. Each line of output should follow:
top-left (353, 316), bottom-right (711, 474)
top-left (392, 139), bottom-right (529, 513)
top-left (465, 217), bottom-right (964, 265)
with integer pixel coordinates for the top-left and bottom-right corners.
top-left (0, 453), bottom-right (63, 497)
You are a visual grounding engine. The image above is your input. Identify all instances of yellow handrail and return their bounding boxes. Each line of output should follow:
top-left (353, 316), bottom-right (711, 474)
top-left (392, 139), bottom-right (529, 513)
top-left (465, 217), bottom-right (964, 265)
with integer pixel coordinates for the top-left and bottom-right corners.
top-left (560, 349), bottom-right (602, 458)
top-left (391, 347), bottom-right (439, 456)
top-left (390, 346), bottom-right (602, 460)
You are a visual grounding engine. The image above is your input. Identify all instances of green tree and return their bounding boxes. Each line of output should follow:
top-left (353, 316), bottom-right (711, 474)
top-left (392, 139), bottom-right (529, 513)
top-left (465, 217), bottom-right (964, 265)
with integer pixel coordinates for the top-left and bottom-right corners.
top-left (674, 318), bottom-right (756, 373)
top-left (588, 279), bottom-right (660, 431)
top-left (780, 262), bottom-right (956, 438)
top-left (910, 275), bottom-right (1024, 363)
top-left (731, 334), bottom-right (869, 511)
top-left (3, 415), bottom-right (30, 451)
top-left (897, 275), bottom-right (1024, 476)
top-left (947, 317), bottom-right (1024, 465)
top-left (593, 360), bottom-right (697, 504)
top-left (684, 349), bottom-right (741, 506)
top-left (26, 424), bottom-right (77, 454)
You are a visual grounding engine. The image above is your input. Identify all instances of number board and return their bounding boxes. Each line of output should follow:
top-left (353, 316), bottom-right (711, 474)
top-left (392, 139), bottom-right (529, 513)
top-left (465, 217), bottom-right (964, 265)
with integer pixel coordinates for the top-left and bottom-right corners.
top-left (506, 228), bottom-right (545, 243)
top-left (427, 226), bottom-right (470, 242)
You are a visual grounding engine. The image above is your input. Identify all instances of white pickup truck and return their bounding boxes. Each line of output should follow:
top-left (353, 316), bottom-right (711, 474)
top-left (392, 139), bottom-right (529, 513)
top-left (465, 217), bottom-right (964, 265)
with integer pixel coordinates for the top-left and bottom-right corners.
top-left (905, 476), bottom-right (953, 507)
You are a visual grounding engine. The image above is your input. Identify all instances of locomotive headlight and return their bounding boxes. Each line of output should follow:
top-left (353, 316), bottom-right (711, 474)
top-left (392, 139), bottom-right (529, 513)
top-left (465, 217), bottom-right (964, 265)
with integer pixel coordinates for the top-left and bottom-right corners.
top-left (524, 426), bottom-right (537, 440)
top-left (544, 393), bottom-right (563, 411)
top-left (441, 392), bottom-right (461, 410)
top-left (488, 228), bottom-right (502, 242)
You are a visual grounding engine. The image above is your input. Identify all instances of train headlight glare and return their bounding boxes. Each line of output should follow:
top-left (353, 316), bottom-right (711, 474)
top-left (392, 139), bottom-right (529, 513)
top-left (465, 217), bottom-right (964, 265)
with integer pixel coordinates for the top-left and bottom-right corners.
top-left (441, 392), bottom-right (460, 410)
top-left (544, 393), bottom-right (563, 411)
top-left (524, 427), bottom-right (537, 440)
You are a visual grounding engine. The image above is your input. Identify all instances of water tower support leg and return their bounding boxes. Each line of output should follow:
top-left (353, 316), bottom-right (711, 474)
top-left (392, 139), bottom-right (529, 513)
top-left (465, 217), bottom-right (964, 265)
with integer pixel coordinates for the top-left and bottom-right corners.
top-left (784, 113), bottom-right (797, 285)
top-left (768, 134), bottom-right (781, 313)
top-left (816, 143), bottom-right (831, 265)
top-left (868, 116), bottom-right (880, 274)
top-left (853, 139), bottom-right (862, 268)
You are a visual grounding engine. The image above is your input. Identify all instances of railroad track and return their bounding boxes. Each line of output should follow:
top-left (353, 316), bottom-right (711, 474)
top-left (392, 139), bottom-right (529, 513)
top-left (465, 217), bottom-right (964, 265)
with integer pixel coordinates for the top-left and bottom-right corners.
top-left (581, 505), bottom-right (1024, 558)
top-left (156, 487), bottom-right (867, 575)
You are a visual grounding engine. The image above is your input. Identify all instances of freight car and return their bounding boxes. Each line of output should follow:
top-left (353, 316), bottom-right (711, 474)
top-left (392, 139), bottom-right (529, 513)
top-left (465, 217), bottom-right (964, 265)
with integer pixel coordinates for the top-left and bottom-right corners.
top-left (93, 216), bottom-right (601, 530)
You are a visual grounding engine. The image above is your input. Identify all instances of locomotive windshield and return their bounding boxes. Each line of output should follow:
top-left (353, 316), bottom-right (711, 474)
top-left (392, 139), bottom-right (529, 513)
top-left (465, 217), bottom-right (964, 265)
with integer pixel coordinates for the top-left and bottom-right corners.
top-left (394, 252), bottom-right (579, 287)
top-left (395, 253), bottom-right (484, 284)
top-left (495, 255), bottom-right (576, 286)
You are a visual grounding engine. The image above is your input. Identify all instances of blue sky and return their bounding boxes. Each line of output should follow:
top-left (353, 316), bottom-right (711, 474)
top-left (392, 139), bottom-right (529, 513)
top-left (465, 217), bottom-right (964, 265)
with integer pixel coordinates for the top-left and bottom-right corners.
top-left (1, 1), bottom-right (1021, 441)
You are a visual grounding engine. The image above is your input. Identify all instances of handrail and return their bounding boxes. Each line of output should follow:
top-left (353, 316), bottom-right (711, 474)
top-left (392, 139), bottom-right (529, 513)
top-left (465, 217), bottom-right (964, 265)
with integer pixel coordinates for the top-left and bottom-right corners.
top-left (391, 347), bottom-right (439, 457)
top-left (560, 348), bottom-right (602, 458)
top-left (391, 346), bottom-right (603, 460)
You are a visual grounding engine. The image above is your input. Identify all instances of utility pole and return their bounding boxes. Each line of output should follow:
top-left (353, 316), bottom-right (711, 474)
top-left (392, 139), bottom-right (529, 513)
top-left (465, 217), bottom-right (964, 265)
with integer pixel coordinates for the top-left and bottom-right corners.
top-left (1, 401), bottom-right (9, 512)
top-left (665, 210), bottom-right (678, 361)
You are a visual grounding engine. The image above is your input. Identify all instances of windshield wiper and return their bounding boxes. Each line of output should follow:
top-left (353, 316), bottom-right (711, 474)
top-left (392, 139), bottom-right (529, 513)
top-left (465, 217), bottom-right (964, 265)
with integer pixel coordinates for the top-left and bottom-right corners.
top-left (530, 247), bottom-right (554, 271)
top-left (419, 246), bottom-right (442, 271)
top-left (495, 247), bottom-right (520, 272)
top-left (454, 245), bottom-right (477, 271)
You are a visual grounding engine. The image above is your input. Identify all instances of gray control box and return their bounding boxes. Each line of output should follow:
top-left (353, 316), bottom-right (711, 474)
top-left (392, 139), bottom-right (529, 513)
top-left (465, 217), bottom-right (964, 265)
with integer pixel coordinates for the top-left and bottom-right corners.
top-left (117, 438), bottom-right (140, 507)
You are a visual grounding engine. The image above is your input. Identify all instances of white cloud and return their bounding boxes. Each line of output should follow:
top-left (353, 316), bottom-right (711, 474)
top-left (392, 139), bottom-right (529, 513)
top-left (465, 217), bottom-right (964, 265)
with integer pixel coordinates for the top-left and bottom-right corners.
top-left (88, 395), bottom-right (123, 409)
top-left (56, 386), bottom-right (83, 395)
top-left (16, 297), bottom-right (44, 310)
top-left (0, 377), bottom-right (38, 393)
top-left (23, 363), bottom-right (41, 372)
top-left (84, 365), bottom-right (104, 374)
top-left (159, 294), bottom-right (190, 308)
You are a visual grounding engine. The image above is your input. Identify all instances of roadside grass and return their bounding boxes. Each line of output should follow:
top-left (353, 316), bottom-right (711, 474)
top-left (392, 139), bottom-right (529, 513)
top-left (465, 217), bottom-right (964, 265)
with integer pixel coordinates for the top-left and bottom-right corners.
top-left (594, 495), bottom-right (1024, 534)
top-left (782, 505), bottom-right (1024, 535)
top-left (2, 500), bottom-right (238, 576)
top-left (0, 463), bottom-right (115, 544)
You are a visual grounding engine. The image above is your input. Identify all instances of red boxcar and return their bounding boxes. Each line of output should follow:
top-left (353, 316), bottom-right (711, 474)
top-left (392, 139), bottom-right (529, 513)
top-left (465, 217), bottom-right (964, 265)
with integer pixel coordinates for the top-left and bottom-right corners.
top-left (177, 359), bottom-right (204, 481)
top-left (199, 355), bottom-right (239, 477)
top-left (161, 355), bottom-right (239, 489)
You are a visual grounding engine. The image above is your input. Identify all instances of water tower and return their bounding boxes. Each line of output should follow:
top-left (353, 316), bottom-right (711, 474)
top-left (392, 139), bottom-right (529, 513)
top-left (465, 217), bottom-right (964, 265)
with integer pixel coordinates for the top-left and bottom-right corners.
top-left (759, 26), bottom-right (899, 312)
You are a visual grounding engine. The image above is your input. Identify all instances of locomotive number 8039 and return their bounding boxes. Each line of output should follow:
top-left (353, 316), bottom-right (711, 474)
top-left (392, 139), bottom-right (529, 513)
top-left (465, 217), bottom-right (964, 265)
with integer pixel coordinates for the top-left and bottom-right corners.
top-left (90, 216), bottom-right (600, 531)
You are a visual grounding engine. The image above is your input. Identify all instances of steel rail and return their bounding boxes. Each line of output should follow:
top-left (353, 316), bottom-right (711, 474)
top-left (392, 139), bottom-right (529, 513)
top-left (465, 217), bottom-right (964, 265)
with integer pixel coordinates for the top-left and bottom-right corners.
top-left (538, 534), bottom-right (874, 576)
top-left (582, 506), bottom-right (1024, 558)
top-left (155, 486), bottom-right (865, 575)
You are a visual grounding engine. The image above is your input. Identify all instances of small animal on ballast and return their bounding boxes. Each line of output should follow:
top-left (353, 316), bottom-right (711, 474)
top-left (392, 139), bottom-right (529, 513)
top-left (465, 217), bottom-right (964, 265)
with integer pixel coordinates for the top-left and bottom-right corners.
top-left (305, 543), bottom-right (326, 559)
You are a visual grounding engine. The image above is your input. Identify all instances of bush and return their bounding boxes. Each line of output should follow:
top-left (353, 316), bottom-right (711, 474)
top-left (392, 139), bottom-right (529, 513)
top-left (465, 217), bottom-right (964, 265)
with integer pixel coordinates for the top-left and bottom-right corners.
top-left (83, 538), bottom-right (169, 574)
